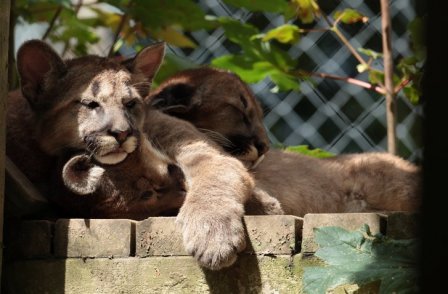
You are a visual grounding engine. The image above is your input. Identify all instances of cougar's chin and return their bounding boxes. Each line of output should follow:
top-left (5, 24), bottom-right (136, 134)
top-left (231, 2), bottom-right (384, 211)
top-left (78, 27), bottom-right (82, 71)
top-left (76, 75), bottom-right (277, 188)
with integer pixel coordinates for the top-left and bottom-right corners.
top-left (94, 136), bottom-right (138, 165)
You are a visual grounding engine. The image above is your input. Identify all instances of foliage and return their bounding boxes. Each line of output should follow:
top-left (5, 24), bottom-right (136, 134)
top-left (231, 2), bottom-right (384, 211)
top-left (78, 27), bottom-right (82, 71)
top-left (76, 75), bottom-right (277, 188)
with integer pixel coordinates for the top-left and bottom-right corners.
top-left (13, 0), bottom-right (425, 101)
top-left (303, 225), bottom-right (419, 294)
top-left (284, 145), bottom-right (334, 158)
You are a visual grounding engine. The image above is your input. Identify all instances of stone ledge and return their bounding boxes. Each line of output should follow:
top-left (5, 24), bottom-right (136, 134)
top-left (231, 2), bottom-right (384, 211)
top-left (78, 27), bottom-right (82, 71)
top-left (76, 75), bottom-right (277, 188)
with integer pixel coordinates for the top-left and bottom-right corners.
top-left (4, 256), bottom-right (303, 294)
top-left (4, 213), bottom-right (418, 260)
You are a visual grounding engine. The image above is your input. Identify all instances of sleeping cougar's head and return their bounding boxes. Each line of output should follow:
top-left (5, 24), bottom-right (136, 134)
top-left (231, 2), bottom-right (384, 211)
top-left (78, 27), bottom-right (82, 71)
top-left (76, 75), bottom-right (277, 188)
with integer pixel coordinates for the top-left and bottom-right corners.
top-left (149, 67), bottom-right (270, 169)
top-left (54, 137), bottom-right (187, 219)
top-left (16, 40), bottom-right (165, 165)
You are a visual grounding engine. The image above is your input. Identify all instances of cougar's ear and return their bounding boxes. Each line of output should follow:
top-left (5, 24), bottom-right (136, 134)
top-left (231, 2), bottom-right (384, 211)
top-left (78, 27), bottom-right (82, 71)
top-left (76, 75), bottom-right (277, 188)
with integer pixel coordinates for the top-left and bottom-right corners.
top-left (150, 83), bottom-right (197, 113)
top-left (16, 40), bottom-right (66, 107)
top-left (62, 155), bottom-right (105, 195)
top-left (124, 42), bottom-right (165, 80)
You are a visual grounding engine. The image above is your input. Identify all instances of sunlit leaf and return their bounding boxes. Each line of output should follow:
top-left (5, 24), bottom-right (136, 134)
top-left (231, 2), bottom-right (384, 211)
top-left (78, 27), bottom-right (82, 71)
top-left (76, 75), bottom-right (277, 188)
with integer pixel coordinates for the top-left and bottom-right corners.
top-left (285, 145), bottom-right (334, 158)
top-left (358, 48), bottom-right (383, 59)
top-left (259, 24), bottom-right (301, 44)
top-left (334, 8), bottom-right (368, 24)
top-left (152, 26), bottom-right (197, 48)
top-left (356, 63), bottom-right (368, 73)
top-left (212, 55), bottom-right (275, 83)
top-left (290, 0), bottom-right (320, 24)
top-left (270, 71), bottom-right (300, 92)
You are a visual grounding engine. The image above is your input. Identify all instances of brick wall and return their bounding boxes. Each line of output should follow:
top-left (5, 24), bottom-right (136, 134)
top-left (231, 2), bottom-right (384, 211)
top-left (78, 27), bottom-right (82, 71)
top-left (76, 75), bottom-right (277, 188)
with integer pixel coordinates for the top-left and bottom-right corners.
top-left (2, 213), bottom-right (418, 293)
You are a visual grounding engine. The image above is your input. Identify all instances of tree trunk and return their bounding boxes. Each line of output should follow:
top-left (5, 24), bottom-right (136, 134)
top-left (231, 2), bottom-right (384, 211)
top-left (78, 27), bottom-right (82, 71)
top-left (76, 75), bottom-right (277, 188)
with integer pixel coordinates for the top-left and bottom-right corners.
top-left (380, 0), bottom-right (397, 154)
top-left (0, 0), bottom-right (11, 286)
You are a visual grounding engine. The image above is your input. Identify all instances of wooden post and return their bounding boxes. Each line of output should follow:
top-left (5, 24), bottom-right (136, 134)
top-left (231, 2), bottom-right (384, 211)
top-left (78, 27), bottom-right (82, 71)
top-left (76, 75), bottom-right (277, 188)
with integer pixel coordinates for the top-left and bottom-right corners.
top-left (1, 0), bottom-right (11, 286)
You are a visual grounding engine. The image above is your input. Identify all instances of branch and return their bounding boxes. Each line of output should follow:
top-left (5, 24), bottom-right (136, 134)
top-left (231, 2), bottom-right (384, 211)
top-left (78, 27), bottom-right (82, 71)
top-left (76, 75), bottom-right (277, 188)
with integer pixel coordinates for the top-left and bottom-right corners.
top-left (380, 0), bottom-right (397, 154)
top-left (42, 6), bottom-right (62, 40)
top-left (317, 7), bottom-right (370, 68)
top-left (108, 12), bottom-right (128, 57)
top-left (293, 70), bottom-right (386, 94)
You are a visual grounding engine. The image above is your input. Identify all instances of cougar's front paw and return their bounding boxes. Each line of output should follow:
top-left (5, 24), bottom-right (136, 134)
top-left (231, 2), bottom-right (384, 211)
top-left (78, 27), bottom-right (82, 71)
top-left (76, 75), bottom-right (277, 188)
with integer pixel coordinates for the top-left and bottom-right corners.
top-left (176, 203), bottom-right (246, 270)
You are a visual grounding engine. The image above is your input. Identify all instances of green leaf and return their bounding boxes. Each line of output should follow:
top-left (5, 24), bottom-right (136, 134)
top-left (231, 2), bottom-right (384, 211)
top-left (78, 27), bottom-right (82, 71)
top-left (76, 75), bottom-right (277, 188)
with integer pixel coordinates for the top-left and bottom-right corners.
top-left (403, 85), bottom-right (420, 105)
top-left (211, 55), bottom-right (275, 83)
top-left (153, 53), bottom-right (198, 86)
top-left (284, 145), bottom-right (334, 158)
top-left (269, 72), bottom-right (300, 92)
top-left (222, 0), bottom-right (290, 14)
top-left (130, 0), bottom-right (212, 31)
top-left (368, 70), bottom-right (384, 85)
top-left (259, 24), bottom-right (301, 44)
top-left (303, 225), bottom-right (419, 294)
top-left (408, 17), bottom-right (426, 61)
top-left (217, 17), bottom-right (260, 52)
top-left (334, 8), bottom-right (368, 24)
top-left (290, 0), bottom-right (320, 24)
top-left (358, 48), bottom-right (383, 60)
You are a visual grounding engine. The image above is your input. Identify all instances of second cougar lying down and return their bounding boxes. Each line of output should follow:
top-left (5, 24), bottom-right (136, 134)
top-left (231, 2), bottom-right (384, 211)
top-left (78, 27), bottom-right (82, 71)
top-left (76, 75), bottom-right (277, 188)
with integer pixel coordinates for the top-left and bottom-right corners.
top-left (150, 67), bottom-right (422, 215)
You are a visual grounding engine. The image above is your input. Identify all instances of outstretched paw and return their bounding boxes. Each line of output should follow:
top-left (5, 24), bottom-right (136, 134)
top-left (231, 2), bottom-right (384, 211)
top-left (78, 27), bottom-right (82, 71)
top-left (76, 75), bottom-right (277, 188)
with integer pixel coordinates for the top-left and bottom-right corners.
top-left (177, 203), bottom-right (246, 270)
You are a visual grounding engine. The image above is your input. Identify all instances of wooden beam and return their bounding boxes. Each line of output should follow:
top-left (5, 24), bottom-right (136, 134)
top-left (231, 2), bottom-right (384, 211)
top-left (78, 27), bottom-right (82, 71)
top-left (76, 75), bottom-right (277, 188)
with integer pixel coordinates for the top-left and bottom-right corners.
top-left (1, 0), bottom-right (12, 286)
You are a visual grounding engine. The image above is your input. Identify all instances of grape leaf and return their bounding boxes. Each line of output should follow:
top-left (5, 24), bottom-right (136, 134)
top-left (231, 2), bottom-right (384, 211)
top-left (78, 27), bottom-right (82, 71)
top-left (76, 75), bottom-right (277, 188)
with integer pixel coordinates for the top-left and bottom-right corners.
top-left (303, 225), bottom-right (419, 294)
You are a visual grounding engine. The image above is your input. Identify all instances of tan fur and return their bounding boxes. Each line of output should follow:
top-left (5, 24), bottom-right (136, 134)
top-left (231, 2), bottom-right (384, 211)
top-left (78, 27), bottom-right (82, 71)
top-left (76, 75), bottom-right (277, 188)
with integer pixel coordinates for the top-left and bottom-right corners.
top-left (9, 40), bottom-right (256, 270)
top-left (153, 68), bottom-right (422, 214)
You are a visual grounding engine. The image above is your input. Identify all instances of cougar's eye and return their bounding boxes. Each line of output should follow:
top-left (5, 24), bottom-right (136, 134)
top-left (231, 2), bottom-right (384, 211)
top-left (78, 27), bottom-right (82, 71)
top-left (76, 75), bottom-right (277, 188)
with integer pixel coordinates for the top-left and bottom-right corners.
top-left (80, 100), bottom-right (100, 110)
top-left (125, 99), bottom-right (137, 109)
top-left (140, 191), bottom-right (154, 200)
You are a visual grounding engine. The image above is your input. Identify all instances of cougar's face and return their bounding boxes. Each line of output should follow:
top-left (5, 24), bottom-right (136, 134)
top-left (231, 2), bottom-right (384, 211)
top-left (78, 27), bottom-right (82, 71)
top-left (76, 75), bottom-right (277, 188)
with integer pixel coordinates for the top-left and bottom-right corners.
top-left (17, 40), bottom-right (165, 165)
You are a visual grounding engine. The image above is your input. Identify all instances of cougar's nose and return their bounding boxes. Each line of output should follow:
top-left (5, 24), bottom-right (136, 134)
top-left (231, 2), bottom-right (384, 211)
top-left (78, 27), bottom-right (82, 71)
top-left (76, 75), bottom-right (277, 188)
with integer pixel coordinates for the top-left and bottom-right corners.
top-left (108, 129), bottom-right (132, 144)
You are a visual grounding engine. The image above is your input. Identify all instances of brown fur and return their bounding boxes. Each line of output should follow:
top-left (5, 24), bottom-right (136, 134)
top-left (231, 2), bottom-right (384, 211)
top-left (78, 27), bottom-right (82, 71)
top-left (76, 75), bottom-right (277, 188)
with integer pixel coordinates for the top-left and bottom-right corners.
top-left (8, 40), bottom-right (256, 270)
top-left (254, 150), bottom-right (421, 216)
top-left (58, 140), bottom-right (283, 219)
top-left (54, 136), bottom-right (186, 219)
top-left (152, 68), bottom-right (422, 215)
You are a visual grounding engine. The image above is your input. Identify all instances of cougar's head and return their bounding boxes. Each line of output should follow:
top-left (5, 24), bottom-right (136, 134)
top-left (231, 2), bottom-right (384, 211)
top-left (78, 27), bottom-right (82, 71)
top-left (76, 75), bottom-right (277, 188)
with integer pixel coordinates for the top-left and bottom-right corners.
top-left (58, 138), bottom-right (187, 219)
top-left (150, 67), bottom-right (270, 169)
top-left (16, 40), bottom-right (165, 165)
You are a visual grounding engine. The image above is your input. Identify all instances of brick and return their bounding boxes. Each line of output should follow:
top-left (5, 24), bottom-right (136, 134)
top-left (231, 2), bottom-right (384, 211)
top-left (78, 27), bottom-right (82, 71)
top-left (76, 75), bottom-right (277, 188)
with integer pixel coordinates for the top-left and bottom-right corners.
top-left (136, 217), bottom-right (186, 257)
top-left (54, 219), bottom-right (133, 257)
top-left (386, 212), bottom-right (420, 239)
top-left (136, 216), bottom-right (302, 257)
top-left (302, 213), bottom-right (383, 254)
top-left (4, 220), bottom-right (53, 259)
top-left (243, 215), bottom-right (302, 254)
top-left (4, 255), bottom-right (302, 294)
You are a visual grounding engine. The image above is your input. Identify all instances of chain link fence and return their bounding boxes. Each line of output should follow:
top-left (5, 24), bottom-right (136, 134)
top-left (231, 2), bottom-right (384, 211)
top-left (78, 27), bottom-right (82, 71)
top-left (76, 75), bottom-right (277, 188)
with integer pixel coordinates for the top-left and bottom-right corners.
top-left (167, 0), bottom-right (423, 162)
